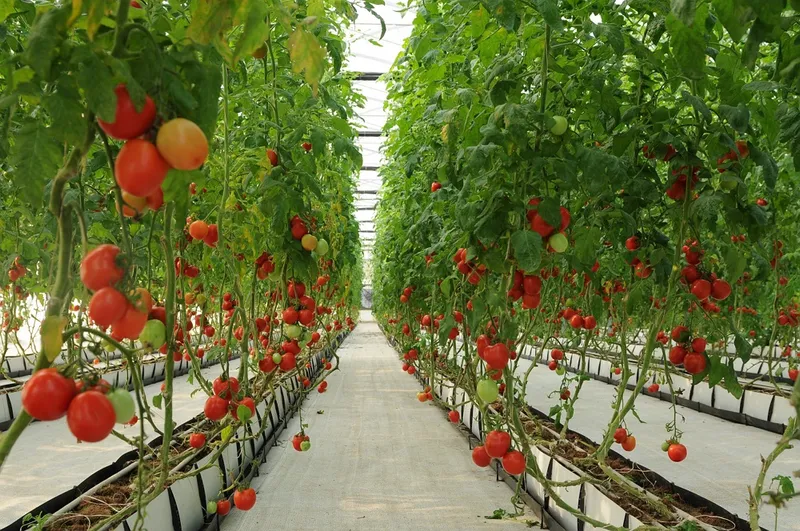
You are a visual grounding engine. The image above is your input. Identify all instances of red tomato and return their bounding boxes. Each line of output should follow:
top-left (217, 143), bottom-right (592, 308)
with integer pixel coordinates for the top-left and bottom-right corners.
top-left (683, 353), bottom-right (707, 374)
top-left (711, 279), bottom-right (731, 301)
top-left (97, 85), bottom-right (156, 140)
top-left (22, 368), bottom-right (76, 421)
top-left (502, 450), bottom-right (526, 475)
top-left (570, 314), bottom-right (584, 329)
top-left (484, 430), bottom-right (511, 458)
top-left (189, 220), bottom-right (209, 240)
top-left (189, 433), bottom-right (206, 449)
top-left (156, 118), bottom-right (208, 170)
top-left (81, 244), bottom-right (124, 291)
top-left (115, 139), bottom-right (170, 197)
top-left (146, 187), bottom-right (164, 210)
top-left (204, 395), bottom-right (229, 421)
top-left (690, 279), bottom-right (712, 300)
top-left (259, 357), bottom-right (277, 372)
top-left (551, 349), bottom-right (564, 361)
top-left (234, 488), bottom-right (257, 511)
top-left (430, 181), bottom-right (441, 192)
top-left (691, 337), bottom-right (707, 353)
top-left (292, 433), bottom-right (309, 451)
top-left (111, 304), bottom-right (148, 340)
top-left (625, 236), bottom-right (640, 251)
top-left (621, 435), bottom-right (636, 451)
top-left (471, 445), bottom-right (491, 467)
top-left (789, 368), bottom-right (798, 382)
top-left (88, 287), bottom-right (128, 327)
top-left (613, 427), bottom-right (628, 444)
top-left (280, 353), bottom-right (297, 371)
top-left (266, 149), bottom-right (279, 166)
top-left (283, 307), bottom-right (299, 325)
top-left (448, 410), bottom-right (460, 423)
top-left (203, 224), bottom-right (219, 247)
top-left (67, 391), bottom-right (116, 442)
top-left (213, 377), bottom-right (240, 399)
top-left (216, 499), bottom-right (231, 516)
top-left (583, 315), bottom-right (597, 330)
top-left (668, 345), bottom-right (687, 365)
top-left (667, 443), bottom-right (687, 462)
top-left (231, 396), bottom-right (255, 420)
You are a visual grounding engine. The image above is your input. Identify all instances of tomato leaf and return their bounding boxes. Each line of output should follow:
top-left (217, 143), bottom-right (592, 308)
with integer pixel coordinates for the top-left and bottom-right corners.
top-left (718, 103), bottom-right (751, 133)
top-left (666, 11), bottom-right (707, 80)
top-left (749, 145), bottom-right (777, 190)
top-left (41, 316), bottom-right (67, 362)
top-left (232, 0), bottom-right (271, 64)
top-left (734, 333), bottom-right (752, 362)
top-left (707, 355), bottom-right (725, 387)
top-left (510, 230), bottom-right (542, 272)
top-left (152, 393), bottom-right (163, 409)
top-left (288, 28), bottom-right (326, 96)
top-left (722, 361), bottom-right (743, 399)
top-left (44, 78), bottom-right (87, 145)
top-left (713, 0), bottom-right (751, 42)
top-left (187, 0), bottom-right (236, 45)
top-left (73, 46), bottom-right (117, 122)
top-left (22, 5), bottom-right (70, 79)
top-left (10, 120), bottom-right (62, 210)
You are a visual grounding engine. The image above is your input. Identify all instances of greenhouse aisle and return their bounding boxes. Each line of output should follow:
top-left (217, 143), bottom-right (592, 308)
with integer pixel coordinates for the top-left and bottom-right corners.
top-left (222, 316), bottom-right (534, 531)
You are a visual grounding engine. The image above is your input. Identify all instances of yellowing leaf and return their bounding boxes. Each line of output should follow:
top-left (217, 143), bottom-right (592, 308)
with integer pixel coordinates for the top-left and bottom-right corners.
top-left (187, 0), bottom-right (237, 45)
top-left (41, 316), bottom-right (67, 362)
top-left (232, 0), bottom-right (271, 64)
top-left (288, 28), bottom-right (325, 96)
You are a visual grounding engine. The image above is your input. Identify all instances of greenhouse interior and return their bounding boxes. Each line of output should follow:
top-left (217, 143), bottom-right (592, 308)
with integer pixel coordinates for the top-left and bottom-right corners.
top-left (1, 0), bottom-right (799, 530)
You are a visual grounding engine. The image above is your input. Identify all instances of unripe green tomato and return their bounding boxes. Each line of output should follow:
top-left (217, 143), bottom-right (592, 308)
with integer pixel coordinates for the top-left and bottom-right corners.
top-left (300, 440), bottom-right (311, 451)
top-left (549, 232), bottom-right (569, 253)
top-left (476, 378), bottom-right (499, 403)
top-left (107, 388), bottom-right (136, 423)
top-left (268, 270), bottom-right (282, 282)
top-left (286, 324), bottom-right (302, 339)
top-left (661, 441), bottom-right (671, 452)
top-left (556, 366), bottom-right (566, 376)
top-left (272, 352), bottom-right (282, 364)
top-left (302, 331), bottom-right (313, 343)
top-left (196, 293), bottom-right (207, 306)
top-left (237, 404), bottom-right (252, 421)
top-left (207, 501), bottom-right (218, 514)
top-left (719, 175), bottom-right (738, 191)
top-left (565, 298), bottom-right (574, 307)
top-left (316, 239), bottom-right (329, 256)
top-left (551, 115), bottom-right (568, 136)
top-left (103, 340), bottom-right (117, 352)
top-left (139, 319), bottom-right (166, 349)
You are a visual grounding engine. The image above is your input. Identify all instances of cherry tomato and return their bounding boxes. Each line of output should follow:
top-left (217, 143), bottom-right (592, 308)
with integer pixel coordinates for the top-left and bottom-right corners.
top-left (189, 433), bottom-right (206, 449)
top-left (106, 388), bottom-right (135, 423)
top-left (484, 430), bottom-right (511, 458)
top-left (112, 304), bottom-right (148, 340)
top-left (97, 85), bottom-right (156, 140)
top-left (81, 244), bottom-right (124, 291)
top-left (204, 395), bottom-right (229, 421)
top-left (502, 450), bottom-right (526, 475)
top-left (189, 220), bottom-right (209, 240)
top-left (213, 376), bottom-right (240, 399)
top-left (67, 391), bottom-right (116, 442)
top-left (22, 368), bottom-right (75, 421)
top-left (667, 443), bottom-right (687, 462)
top-left (88, 287), bottom-right (127, 327)
top-left (233, 488), bottom-right (256, 511)
top-left (471, 445), bottom-right (491, 467)
top-left (115, 139), bottom-right (170, 197)
top-left (621, 435), bottom-right (637, 451)
top-left (216, 499), bottom-right (231, 516)
top-left (156, 118), bottom-right (209, 170)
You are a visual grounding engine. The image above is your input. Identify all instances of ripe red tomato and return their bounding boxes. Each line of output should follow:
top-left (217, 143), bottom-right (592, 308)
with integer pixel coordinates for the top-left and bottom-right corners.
top-left (283, 307), bottom-right (299, 324)
top-left (569, 314), bottom-right (584, 329)
top-left (484, 430), bottom-right (511, 458)
top-left (97, 85), bottom-right (156, 140)
top-left (690, 279), bottom-right (712, 300)
top-left (204, 224), bottom-right (219, 247)
top-left (22, 368), bottom-right (75, 421)
top-left (583, 315), bottom-right (597, 330)
top-left (431, 181), bottom-right (441, 192)
top-left (234, 488), bottom-right (257, 511)
top-left (89, 287), bottom-right (128, 327)
top-left (471, 445), bottom-right (492, 467)
top-left (613, 427), bottom-right (628, 444)
top-left (484, 343), bottom-right (509, 370)
top-left (112, 304), bottom-right (148, 340)
top-left (448, 410), bottom-right (460, 423)
top-left (67, 391), bottom-right (116, 442)
top-left (115, 139), bottom-right (170, 197)
top-left (266, 148), bottom-right (279, 166)
top-left (231, 396), bottom-right (256, 420)
top-left (683, 353), bottom-right (707, 374)
top-left (156, 118), bottom-right (208, 170)
top-left (259, 357), bottom-right (277, 372)
top-left (551, 349), bottom-right (564, 361)
top-left (280, 353), bottom-right (297, 371)
top-left (667, 443), bottom-right (687, 462)
top-left (502, 450), bottom-right (526, 475)
top-left (146, 187), bottom-right (164, 210)
top-left (301, 142), bottom-right (312, 152)
top-left (621, 435), bottom-right (636, 451)
top-left (81, 244), bottom-right (124, 291)
top-left (711, 279), bottom-right (731, 301)
top-left (189, 433), bottom-right (206, 449)
top-left (668, 345), bottom-right (687, 365)
top-left (625, 236), bottom-right (640, 251)
top-left (298, 309), bottom-right (314, 326)
top-left (292, 433), bottom-right (309, 451)
top-left (213, 376), bottom-right (240, 399)
top-left (204, 395), bottom-right (229, 421)
top-left (189, 220), bottom-right (209, 240)
top-left (789, 368), bottom-right (798, 381)
top-left (691, 337), bottom-right (707, 353)
top-left (216, 499), bottom-right (231, 516)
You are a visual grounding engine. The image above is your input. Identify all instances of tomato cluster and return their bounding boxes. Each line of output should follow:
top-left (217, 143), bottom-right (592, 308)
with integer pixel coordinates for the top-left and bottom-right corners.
top-left (667, 326), bottom-right (708, 375)
top-left (22, 369), bottom-right (134, 442)
top-left (471, 430), bottom-right (527, 475)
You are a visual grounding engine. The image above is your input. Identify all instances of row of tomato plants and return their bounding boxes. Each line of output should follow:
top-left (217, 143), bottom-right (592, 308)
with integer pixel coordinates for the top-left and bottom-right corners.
top-left (373, 1), bottom-right (800, 529)
top-left (0, 0), bottom-right (365, 527)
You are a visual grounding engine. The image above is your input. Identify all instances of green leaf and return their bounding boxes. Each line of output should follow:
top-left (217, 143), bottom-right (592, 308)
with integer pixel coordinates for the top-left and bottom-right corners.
top-left (152, 393), bottom-right (163, 409)
top-left (749, 145), bottom-right (777, 190)
top-left (537, 197), bottom-right (562, 229)
top-left (510, 230), bottom-right (542, 272)
top-left (743, 80), bottom-right (780, 91)
top-left (708, 355), bottom-right (725, 387)
top-left (23, 5), bottom-right (70, 79)
top-left (713, 0), bottom-right (751, 42)
top-left (722, 362), bottom-right (743, 398)
top-left (288, 28), bottom-right (326, 95)
top-left (774, 475), bottom-right (795, 495)
top-left (44, 78), bottom-right (87, 145)
top-left (734, 333), bottom-right (752, 361)
top-left (73, 47), bottom-right (117, 122)
top-left (718, 103), bottom-right (750, 132)
top-left (531, 0), bottom-right (563, 31)
top-left (69, 0), bottom-right (113, 40)
top-left (682, 90), bottom-right (712, 122)
top-left (10, 120), bottom-right (62, 209)
top-left (469, 5), bottom-right (488, 38)
top-left (671, 0), bottom-right (696, 25)
top-left (666, 11), bottom-right (707, 80)
top-left (724, 247), bottom-right (747, 283)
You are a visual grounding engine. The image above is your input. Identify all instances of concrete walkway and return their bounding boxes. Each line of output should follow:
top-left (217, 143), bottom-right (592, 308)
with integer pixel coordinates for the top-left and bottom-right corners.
top-left (222, 317), bottom-right (533, 531)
